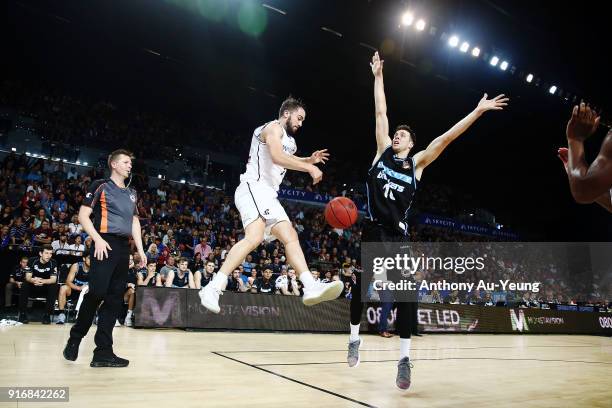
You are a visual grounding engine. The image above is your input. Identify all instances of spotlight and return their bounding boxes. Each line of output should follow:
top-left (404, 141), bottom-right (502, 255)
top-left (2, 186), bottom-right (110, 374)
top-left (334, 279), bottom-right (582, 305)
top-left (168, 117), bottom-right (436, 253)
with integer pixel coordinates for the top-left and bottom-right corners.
top-left (11, 147), bottom-right (16, 152)
top-left (62, 159), bottom-right (67, 162)
top-left (26, 152), bottom-right (31, 156)
top-left (490, 56), bottom-right (499, 66)
top-left (180, 179), bottom-right (186, 184)
top-left (83, 162), bottom-right (88, 166)
top-left (526, 73), bottom-right (534, 83)
top-left (158, 174), bottom-right (162, 179)
top-left (76, 160), bottom-right (81, 165)
top-left (471, 47), bottom-right (480, 57)
top-left (32, 153), bottom-right (38, 157)
top-left (401, 12), bottom-right (414, 26)
top-left (448, 35), bottom-right (459, 47)
top-left (549, 86), bottom-right (557, 95)
top-left (415, 19), bottom-right (426, 31)
top-left (460, 42), bottom-right (470, 52)
top-left (500, 61), bottom-right (508, 71)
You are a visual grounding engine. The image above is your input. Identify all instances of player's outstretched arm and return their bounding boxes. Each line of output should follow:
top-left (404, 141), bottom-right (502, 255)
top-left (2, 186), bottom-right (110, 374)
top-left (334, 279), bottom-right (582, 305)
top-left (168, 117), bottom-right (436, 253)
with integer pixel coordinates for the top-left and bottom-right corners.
top-left (371, 51), bottom-right (391, 164)
top-left (558, 147), bottom-right (612, 212)
top-left (565, 103), bottom-right (612, 204)
top-left (413, 93), bottom-right (508, 179)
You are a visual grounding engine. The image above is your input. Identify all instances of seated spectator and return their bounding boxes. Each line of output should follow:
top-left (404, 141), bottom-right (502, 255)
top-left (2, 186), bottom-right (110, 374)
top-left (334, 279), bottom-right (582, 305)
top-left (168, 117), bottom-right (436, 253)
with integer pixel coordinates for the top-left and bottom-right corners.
top-left (467, 291), bottom-right (482, 305)
top-left (137, 260), bottom-right (158, 287)
top-left (32, 208), bottom-right (49, 230)
top-left (226, 269), bottom-right (247, 292)
top-left (242, 254), bottom-right (254, 273)
top-left (18, 245), bottom-right (58, 324)
top-left (0, 226), bottom-right (10, 249)
top-left (56, 251), bottom-right (90, 324)
top-left (194, 261), bottom-right (215, 289)
top-left (146, 243), bottom-right (159, 263)
top-left (68, 214), bottom-right (83, 237)
top-left (430, 290), bottom-right (443, 303)
top-left (51, 232), bottom-right (71, 255)
top-left (321, 271), bottom-right (333, 283)
top-left (157, 255), bottom-right (177, 286)
top-left (124, 254), bottom-right (138, 326)
top-left (252, 268), bottom-right (276, 294)
top-left (276, 268), bottom-right (300, 296)
top-left (446, 290), bottom-right (461, 304)
top-left (9, 216), bottom-right (27, 244)
top-left (165, 258), bottom-right (194, 288)
top-left (483, 292), bottom-right (494, 306)
top-left (247, 268), bottom-right (259, 286)
top-left (32, 220), bottom-right (53, 246)
top-left (68, 235), bottom-right (85, 256)
top-left (4, 256), bottom-right (29, 308)
top-left (189, 252), bottom-right (204, 272)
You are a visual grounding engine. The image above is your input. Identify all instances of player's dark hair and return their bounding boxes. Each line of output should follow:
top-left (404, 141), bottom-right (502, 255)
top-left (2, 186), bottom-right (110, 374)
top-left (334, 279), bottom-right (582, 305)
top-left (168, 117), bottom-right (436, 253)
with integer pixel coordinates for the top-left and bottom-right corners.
top-left (279, 96), bottom-right (306, 118)
top-left (395, 124), bottom-right (416, 145)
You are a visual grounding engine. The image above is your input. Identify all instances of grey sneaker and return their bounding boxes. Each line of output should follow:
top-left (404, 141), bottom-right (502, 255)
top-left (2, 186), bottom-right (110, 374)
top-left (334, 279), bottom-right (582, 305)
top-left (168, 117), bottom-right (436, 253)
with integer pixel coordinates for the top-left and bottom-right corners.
top-left (396, 357), bottom-right (413, 390)
top-left (347, 337), bottom-right (362, 368)
top-left (56, 313), bottom-right (66, 325)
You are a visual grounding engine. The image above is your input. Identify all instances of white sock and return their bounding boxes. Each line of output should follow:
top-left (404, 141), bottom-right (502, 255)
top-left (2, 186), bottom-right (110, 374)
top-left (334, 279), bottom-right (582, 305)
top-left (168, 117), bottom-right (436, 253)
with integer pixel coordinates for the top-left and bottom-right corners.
top-left (400, 338), bottom-right (411, 360)
top-left (299, 271), bottom-right (316, 290)
top-left (126, 310), bottom-right (133, 317)
top-left (349, 323), bottom-right (360, 342)
top-left (211, 272), bottom-right (228, 291)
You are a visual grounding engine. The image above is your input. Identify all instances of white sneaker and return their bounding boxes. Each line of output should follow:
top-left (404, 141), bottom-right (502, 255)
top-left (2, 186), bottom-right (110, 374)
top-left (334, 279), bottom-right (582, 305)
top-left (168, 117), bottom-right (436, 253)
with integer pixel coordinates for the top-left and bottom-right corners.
top-left (56, 313), bottom-right (66, 325)
top-left (303, 281), bottom-right (344, 306)
top-left (199, 285), bottom-right (222, 314)
top-left (125, 314), bottom-right (133, 327)
top-left (115, 319), bottom-right (121, 327)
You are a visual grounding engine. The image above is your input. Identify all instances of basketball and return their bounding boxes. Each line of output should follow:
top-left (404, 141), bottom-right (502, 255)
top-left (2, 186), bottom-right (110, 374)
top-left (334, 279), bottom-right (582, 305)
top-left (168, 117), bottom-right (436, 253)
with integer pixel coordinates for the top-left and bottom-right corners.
top-left (325, 197), bottom-right (358, 229)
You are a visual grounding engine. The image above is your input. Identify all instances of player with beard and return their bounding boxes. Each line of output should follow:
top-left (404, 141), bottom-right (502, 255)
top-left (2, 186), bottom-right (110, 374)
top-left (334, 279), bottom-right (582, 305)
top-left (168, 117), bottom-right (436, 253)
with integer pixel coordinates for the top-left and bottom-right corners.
top-left (199, 96), bottom-right (344, 313)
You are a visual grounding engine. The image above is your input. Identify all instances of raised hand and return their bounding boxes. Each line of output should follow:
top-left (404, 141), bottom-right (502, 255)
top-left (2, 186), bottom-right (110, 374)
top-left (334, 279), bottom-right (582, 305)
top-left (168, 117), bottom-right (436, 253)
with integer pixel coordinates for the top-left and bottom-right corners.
top-left (309, 149), bottom-right (330, 165)
top-left (476, 93), bottom-right (509, 113)
top-left (370, 51), bottom-right (383, 77)
top-left (566, 102), bottom-right (600, 141)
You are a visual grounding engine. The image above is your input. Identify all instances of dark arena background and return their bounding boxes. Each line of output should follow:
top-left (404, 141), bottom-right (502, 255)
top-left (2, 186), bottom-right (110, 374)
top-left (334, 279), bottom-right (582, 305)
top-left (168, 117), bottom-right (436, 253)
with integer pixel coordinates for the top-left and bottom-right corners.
top-left (0, 1), bottom-right (610, 407)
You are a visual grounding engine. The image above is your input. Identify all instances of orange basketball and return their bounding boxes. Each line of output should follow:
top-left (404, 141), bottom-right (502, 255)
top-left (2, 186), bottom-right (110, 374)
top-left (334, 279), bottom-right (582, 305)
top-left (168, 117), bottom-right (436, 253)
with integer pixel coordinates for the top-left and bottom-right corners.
top-left (325, 197), bottom-right (358, 229)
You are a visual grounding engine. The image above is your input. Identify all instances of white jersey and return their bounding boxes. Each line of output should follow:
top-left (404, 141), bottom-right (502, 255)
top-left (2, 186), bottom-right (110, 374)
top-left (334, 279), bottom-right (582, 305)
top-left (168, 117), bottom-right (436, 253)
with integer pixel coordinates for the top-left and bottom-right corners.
top-left (240, 120), bottom-right (297, 191)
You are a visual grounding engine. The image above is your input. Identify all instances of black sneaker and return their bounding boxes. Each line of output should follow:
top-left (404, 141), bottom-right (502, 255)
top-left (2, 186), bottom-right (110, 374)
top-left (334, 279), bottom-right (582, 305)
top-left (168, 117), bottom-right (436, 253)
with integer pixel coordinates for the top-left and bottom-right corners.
top-left (90, 354), bottom-right (129, 368)
top-left (42, 314), bottom-right (51, 325)
top-left (63, 339), bottom-right (80, 361)
top-left (18, 313), bottom-right (29, 324)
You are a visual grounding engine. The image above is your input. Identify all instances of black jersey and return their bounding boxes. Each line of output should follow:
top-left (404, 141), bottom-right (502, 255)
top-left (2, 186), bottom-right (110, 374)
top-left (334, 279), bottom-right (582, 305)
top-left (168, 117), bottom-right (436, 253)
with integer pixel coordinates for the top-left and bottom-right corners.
top-left (365, 146), bottom-right (418, 235)
top-left (73, 262), bottom-right (89, 286)
top-left (172, 270), bottom-right (190, 287)
top-left (28, 257), bottom-right (58, 279)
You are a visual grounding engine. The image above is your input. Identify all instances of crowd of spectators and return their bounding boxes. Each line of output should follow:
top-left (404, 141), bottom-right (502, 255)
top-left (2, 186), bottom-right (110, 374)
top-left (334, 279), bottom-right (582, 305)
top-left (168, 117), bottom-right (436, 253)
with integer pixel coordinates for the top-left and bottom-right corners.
top-left (1, 80), bottom-right (609, 325)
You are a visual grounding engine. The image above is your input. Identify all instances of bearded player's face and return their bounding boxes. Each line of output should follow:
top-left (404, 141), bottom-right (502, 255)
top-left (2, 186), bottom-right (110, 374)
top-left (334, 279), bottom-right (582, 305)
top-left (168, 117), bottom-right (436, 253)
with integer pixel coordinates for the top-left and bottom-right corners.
top-left (285, 108), bottom-right (306, 135)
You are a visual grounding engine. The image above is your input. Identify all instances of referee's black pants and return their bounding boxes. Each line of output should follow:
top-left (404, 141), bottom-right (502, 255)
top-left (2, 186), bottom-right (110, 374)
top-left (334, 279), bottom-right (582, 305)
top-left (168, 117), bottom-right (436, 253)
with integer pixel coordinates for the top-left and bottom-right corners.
top-left (70, 234), bottom-right (129, 358)
top-left (349, 220), bottom-right (414, 339)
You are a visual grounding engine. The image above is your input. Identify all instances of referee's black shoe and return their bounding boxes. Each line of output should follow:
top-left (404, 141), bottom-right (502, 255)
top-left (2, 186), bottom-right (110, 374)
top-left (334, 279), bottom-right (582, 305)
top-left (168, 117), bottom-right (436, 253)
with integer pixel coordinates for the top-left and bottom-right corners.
top-left (63, 339), bottom-right (81, 361)
top-left (90, 354), bottom-right (129, 368)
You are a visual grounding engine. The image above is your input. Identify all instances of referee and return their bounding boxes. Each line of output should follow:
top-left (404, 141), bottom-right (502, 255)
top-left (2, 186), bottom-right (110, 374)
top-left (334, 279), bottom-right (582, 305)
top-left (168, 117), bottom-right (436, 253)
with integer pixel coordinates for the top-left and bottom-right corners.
top-left (63, 149), bottom-right (146, 368)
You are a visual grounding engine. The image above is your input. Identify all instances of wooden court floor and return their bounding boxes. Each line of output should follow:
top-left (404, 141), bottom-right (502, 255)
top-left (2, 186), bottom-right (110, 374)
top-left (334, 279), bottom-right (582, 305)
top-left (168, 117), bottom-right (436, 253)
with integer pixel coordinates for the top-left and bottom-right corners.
top-left (1, 324), bottom-right (610, 408)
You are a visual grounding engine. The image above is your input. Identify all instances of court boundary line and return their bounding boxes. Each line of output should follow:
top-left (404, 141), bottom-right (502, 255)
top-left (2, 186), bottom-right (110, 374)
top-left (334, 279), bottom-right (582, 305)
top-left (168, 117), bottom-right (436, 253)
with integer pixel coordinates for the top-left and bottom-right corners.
top-left (253, 357), bottom-right (612, 367)
top-left (211, 351), bottom-right (378, 408)
top-left (215, 344), bottom-right (608, 354)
